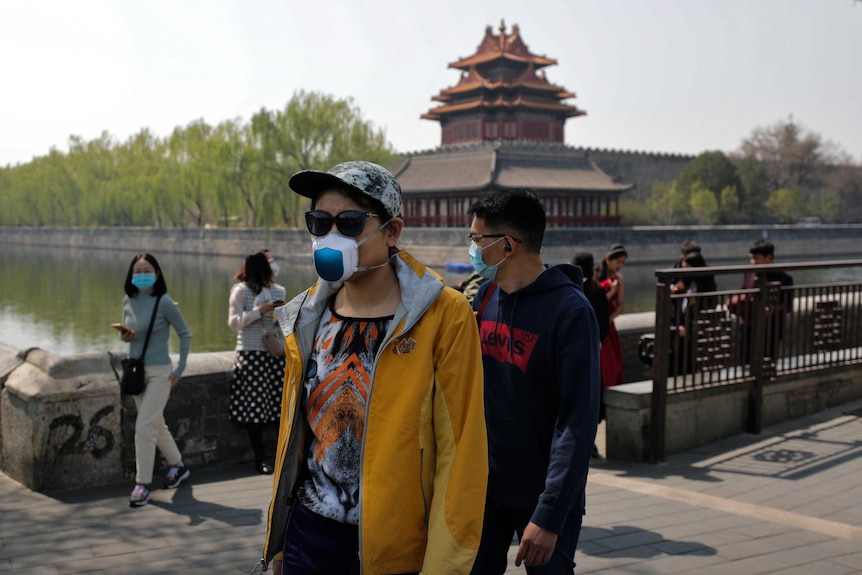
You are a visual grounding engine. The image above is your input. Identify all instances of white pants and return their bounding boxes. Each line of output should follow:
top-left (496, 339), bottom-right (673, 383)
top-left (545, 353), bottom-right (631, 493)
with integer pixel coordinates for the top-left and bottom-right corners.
top-left (132, 364), bottom-right (182, 484)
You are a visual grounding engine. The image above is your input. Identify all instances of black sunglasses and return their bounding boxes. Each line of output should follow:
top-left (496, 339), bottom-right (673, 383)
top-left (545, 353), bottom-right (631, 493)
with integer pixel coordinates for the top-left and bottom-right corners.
top-left (305, 210), bottom-right (378, 237)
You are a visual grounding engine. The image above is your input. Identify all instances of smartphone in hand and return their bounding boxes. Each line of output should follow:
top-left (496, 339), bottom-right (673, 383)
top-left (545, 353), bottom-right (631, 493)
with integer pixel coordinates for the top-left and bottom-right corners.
top-left (112, 323), bottom-right (135, 337)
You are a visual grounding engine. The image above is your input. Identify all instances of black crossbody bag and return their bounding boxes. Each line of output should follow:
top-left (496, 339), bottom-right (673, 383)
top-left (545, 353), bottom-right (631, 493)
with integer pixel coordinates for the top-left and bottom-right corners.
top-left (117, 295), bottom-right (163, 395)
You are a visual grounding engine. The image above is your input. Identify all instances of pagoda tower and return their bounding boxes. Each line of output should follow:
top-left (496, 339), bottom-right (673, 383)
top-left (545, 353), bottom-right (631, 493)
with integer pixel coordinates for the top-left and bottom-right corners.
top-left (395, 22), bottom-right (630, 228)
top-left (422, 21), bottom-right (585, 146)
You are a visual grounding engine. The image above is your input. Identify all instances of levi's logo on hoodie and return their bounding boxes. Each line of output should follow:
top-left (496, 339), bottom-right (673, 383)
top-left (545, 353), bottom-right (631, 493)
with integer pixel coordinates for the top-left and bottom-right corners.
top-left (479, 321), bottom-right (538, 373)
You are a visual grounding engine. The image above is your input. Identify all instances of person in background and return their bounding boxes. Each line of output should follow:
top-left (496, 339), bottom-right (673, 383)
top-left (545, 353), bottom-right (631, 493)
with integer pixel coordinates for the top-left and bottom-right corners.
top-left (120, 253), bottom-right (192, 508)
top-left (598, 244), bottom-right (628, 388)
top-left (730, 240), bottom-right (794, 363)
top-left (261, 161), bottom-right (487, 575)
top-left (572, 252), bottom-right (610, 343)
top-left (673, 240), bottom-right (702, 268)
top-left (671, 240), bottom-right (703, 290)
top-left (228, 251), bottom-right (286, 475)
top-left (263, 249), bottom-right (281, 279)
top-left (572, 251), bottom-right (610, 459)
top-left (470, 189), bottom-right (600, 574)
top-left (671, 252), bottom-right (718, 374)
top-left (455, 271), bottom-right (488, 305)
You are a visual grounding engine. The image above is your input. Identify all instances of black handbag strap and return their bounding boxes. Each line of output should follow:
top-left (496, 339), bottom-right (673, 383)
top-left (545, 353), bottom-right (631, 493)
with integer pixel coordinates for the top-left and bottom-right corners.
top-left (136, 294), bottom-right (163, 360)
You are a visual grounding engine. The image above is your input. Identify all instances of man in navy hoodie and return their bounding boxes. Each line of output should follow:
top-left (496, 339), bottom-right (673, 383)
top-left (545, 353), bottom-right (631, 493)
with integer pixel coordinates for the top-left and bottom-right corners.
top-left (468, 189), bottom-right (601, 574)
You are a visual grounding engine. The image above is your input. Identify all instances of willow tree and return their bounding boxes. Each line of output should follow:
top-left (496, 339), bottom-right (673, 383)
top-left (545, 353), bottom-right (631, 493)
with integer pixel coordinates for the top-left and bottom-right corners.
top-left (250, 91), bottom-right (397, 227)
top-left (0, 90), bottom-right (396, 228)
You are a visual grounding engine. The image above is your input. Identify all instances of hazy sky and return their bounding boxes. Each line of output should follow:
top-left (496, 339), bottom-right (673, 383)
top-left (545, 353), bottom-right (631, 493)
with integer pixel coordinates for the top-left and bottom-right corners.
top-left (2, 0), bottom-right (861, 168)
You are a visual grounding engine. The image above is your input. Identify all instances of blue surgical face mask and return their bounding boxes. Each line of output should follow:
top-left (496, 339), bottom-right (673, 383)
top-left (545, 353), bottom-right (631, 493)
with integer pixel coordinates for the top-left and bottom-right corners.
top-left (131, 273), bottom-right (157, 290)
top-left (311, 219), bottom-right (392, 283)
top-left (469, 237), bottom-right (507, 281)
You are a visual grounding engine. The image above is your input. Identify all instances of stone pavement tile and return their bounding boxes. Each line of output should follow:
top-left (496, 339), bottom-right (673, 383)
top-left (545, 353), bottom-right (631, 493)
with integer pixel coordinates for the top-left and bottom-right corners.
top-left (0, 564), bottom-right (59, 575)
top-left (685, 553), bottom-right (794, 575)
top-left (831, 550), bottom-right (862, 571)
top-left (618, 550), bottom-right (726, 574)
top-left (587, 528), bottom-right (666, 552)
top-left (585, 485), bottom-right (646, 505)
top-left (650, 513), bottom-right (760, 540)
top-left (714, 537), bottom-right (786, 561)
top-left (611, 508), bottom-right (713, 532)
top-left (651, 538), bottom-right (716, 556)
top-left (62, 554), bottom-right (189, 575)
top-left (732, 521), bottom-right (804, 540)
top-left (586, 501), bottom-right (695, 527)
top-left (580, 524), bottom-right (642, 543)
top-left (818, 537), bottom-right (862, 556)
top-left (767, 561), bottom-right (857, 575)
top-left (761, 528), bottom-right (835, 548)
top-left (785, 494), bottom-right (862, 518)
top-left (726, 482), bottom-right (803, 506)
top-left (183, 545), bottom-right (263, 573)
top-left (576, 540), bottom-right (612, 556)
top-left (0, 539), bottom-right (51, 560)
top-left (768, 540), bottom-right (861, 567)
top-left (614, 507), bottom-right (733, 534)
top-left (576, 544), bottom-right (673, 571)
top-left (824, 508), bottom-right (862, 526)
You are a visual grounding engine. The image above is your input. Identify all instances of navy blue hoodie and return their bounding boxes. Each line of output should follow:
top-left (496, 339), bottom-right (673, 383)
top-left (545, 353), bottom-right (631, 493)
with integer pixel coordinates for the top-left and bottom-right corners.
top-left (473, 264), bottom-right (601, 533)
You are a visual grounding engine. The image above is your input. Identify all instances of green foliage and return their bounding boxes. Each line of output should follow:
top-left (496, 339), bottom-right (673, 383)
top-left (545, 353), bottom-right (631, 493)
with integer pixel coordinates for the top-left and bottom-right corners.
top-left (678, 151), bottom-right (741, 198)
top-left (807, 190), bottom-right (841, 222)
top-left (647, 181), bottom-right (688, 224)
top-left (0, 91), bottom-right (396, 228)
top-left (717, 185), bottom-right (740, 224)
top-left (733, 155), bottom-right (770, 218)
top-left (689, 182), bottom-right (719, 224)
top-left (765, 188), bottom-right (803, 223)
top-left (618, 198), bottom-right (653, 225)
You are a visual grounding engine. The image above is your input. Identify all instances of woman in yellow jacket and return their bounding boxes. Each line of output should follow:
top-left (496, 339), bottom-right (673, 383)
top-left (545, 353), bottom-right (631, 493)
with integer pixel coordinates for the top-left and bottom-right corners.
top-left (259, 161), bottom-right (488, 575)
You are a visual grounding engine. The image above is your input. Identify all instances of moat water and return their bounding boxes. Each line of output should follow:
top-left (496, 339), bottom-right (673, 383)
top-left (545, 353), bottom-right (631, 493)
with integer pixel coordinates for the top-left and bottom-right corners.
top-left (2, 243), bottom-right (860, 356)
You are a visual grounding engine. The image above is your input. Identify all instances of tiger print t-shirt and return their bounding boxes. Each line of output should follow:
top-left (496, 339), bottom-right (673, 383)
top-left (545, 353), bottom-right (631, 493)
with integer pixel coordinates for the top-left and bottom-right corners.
top-left (297, 303), bottom-right (392, 525)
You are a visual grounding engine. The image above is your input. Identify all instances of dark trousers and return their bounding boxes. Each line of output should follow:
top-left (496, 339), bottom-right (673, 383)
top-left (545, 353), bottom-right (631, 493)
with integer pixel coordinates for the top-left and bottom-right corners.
top-left (245, 423), bottom-right (272, 466)
top-left (281, 502), bottom-right (419, 575)
top-left (282, 502), bottom-right (360, 575)
top-left (471, 499), bottom-right (583, 575)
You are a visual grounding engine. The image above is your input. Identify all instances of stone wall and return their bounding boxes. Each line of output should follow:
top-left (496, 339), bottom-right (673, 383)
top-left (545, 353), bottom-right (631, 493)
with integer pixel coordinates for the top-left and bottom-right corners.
top-left (4, 224), bottom-right (862, 268)
top-left (0, 346), bottom-right (250, 492)
top-left (574, 147), bottom-right (695, 202)
top-left (604, 366), bottom-right (862, 463)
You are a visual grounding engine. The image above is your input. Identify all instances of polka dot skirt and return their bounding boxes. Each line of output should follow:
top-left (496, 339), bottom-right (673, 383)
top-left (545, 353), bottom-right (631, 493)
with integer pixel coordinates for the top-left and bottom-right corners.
top-left (230, 350), bottom-right (285, 424)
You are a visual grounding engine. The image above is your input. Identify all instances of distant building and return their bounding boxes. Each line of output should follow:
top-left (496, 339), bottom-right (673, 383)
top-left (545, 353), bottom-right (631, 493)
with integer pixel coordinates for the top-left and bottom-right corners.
top-left (395, 21), bottom-right (631, 227)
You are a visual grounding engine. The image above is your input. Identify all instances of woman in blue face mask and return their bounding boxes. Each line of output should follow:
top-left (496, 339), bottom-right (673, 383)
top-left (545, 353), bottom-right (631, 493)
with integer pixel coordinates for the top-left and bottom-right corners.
top-left (121, 253), bottom-right (193, 508)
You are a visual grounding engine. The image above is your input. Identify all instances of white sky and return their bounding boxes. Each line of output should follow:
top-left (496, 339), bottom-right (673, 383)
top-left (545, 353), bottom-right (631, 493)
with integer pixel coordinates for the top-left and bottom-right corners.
top-left (1, 0), bottom-right (861, 168)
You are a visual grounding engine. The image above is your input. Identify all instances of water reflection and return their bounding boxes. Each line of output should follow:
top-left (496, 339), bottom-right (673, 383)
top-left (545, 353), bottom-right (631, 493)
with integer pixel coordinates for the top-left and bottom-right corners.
top-left (1, 246), bottom-right (300, 355)
top-left (0, 245), bottom-right (471, 355)
top-left (3, 244), bottom-right (855, 356)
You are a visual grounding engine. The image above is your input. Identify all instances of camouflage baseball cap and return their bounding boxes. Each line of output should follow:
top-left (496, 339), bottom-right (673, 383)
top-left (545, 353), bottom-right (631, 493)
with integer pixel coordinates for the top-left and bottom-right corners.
top-left (289, 161), bottom-right (402, 219)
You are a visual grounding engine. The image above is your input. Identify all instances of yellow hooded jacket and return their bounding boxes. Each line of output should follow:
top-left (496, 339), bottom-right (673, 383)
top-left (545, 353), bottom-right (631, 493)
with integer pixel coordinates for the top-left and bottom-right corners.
top-left (261, 250), bottom-right (488, 575)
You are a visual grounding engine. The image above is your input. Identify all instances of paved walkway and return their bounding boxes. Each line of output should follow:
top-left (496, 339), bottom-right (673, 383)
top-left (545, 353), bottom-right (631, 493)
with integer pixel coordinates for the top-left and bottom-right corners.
top-left (4, 399), bottom-right (862, 574)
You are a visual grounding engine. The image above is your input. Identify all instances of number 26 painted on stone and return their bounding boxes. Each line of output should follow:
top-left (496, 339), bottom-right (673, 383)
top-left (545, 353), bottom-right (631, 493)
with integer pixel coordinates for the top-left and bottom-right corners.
top-left (48, 405), bottom-right (115, 459)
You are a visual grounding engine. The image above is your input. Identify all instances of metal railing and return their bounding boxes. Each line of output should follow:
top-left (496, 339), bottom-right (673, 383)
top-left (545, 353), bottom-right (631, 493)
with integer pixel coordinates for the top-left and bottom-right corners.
top-left (648, 260), bottom-right (862, 462)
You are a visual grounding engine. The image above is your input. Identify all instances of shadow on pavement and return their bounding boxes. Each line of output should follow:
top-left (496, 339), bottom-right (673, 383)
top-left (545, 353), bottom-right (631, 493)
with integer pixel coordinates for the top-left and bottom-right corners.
top-left (579, 524), bottom-right (717, 558)
top-left (149, 484), bottom-right (263, 527)
top-left (595, 412), bottom-right (862, 483)
top-left (592, 459), bottom-right (723, 483)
